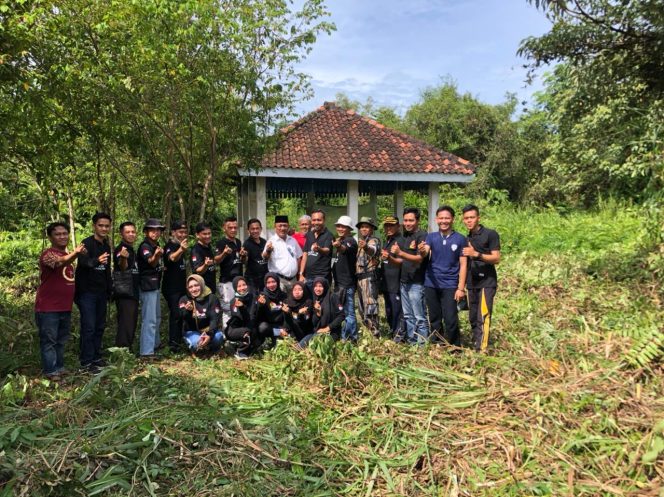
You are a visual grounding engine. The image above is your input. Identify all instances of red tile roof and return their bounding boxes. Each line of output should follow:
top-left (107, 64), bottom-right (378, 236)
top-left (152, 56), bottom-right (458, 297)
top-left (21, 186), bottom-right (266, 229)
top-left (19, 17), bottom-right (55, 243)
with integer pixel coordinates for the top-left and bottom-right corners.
top-left (261, 102), bottom-right (476, 176)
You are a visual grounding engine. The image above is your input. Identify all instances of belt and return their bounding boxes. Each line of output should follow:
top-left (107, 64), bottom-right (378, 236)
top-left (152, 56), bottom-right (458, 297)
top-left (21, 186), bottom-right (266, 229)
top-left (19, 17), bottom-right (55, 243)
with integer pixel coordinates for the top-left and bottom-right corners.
top-left (277, 273), bottom-right (296, 281)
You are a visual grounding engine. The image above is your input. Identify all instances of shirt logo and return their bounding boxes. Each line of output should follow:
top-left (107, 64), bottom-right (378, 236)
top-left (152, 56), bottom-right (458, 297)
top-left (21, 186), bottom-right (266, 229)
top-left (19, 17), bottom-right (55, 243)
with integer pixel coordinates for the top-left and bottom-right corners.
top-left (143, 248), bottom-right (151, 256)
top-left (409, 241), bottom-right (416, 249)
top-left (451, 244), bottom-right (458, 251)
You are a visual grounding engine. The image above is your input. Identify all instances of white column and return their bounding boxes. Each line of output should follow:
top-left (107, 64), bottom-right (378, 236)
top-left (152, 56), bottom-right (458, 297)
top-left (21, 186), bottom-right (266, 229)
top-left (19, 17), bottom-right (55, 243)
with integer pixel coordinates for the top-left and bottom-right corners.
top-left (256, 176), bottom-right (267, 238)
top-left (236, 178), bottom-right (246, 240)
top-left (347, 179), bottom-right (359, 227)
top-left (393, 183), bottom-right (404, 218)
top-left (427, 182), bottom-right (439, 232)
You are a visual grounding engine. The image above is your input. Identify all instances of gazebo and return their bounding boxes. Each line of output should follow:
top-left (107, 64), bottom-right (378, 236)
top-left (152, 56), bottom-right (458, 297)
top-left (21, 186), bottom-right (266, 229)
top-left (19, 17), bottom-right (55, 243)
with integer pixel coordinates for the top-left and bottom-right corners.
top-left (237, 102), bottom-right (476, 236)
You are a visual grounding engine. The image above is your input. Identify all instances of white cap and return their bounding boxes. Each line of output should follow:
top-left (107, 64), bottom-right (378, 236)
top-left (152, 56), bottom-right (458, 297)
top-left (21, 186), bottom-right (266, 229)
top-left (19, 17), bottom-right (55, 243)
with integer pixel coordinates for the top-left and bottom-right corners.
top-left (334, 215), bottom-right (354, 229)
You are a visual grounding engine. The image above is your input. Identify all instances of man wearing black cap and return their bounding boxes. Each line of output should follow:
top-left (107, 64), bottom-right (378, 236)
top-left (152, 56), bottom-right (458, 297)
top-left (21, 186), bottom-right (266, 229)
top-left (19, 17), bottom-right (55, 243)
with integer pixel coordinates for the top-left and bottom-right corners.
top-left (137, 218), bottom-right (165, 357)
top-left (356, 217), bottom-right (382, 337)
top-left (162, 220), bottom-right (188, 352)
top-left (263, 215), bottom-right (302, 293)
top-left (113, 221), bottom-right (140, 350)
top-left (380, 215), bottom-right (404, 339)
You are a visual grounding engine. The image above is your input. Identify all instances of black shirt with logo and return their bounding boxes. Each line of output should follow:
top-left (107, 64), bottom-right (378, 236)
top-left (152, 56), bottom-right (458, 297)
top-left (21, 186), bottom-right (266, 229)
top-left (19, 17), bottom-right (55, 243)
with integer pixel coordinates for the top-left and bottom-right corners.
top-left (398, 229), bottom-right (427, 285)
top-left (75, 235), bottom-right (112, 296)
top-left (190, 242), bottom-right (216, 292)
top-left (303, 228), bottom-right (334, 279)
top-left (162, 240), bottom-right (187, 295)
top-left (113, 241), bottom-right (140, 298)
top-left (382, 235), bottom-right (402, 294)
top-left (466, 225), bottom-right (500, 289)
top-left (243, 236), bottom-right (268, 281)
top-left (216, 237), bottom-right (243, 283)
top-left (332, 236), bottom-right (358, 288)
top-left (137, 239), bottom-right (163, 292)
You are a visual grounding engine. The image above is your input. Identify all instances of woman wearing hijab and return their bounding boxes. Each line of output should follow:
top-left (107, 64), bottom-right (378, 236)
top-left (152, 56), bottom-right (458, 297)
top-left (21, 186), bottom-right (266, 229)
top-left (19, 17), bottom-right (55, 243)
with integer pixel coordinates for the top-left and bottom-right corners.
top-left (255, 272), bottom-right (288, 346)
top-left (179, 274), bottom-right (224, 354)
top-left (282, 281), bottom-right (313, 341)
top-left (298, 276), bottom-right (345, 349)
top-left (225, 275), bottom-right (256, 359)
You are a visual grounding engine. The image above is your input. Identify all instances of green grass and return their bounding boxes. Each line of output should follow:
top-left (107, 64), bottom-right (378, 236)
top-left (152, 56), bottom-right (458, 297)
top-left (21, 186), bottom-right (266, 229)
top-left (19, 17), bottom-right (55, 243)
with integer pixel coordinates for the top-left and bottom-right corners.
top-left (0, 202), bottom-right (662, 496)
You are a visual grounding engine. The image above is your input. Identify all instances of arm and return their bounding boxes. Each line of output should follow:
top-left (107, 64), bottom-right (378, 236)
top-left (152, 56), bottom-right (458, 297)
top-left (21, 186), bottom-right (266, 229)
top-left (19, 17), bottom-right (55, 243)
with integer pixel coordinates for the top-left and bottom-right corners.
top-left (299, 251), bottom-right (308, 280)
top-left (168, 242), bottom-right (187, 262)
top-left (147, 246), bottom-right (163, 267)
top-left (464, 243), bottom-right (501, 265)
top-left (44, 244), bottom-right (86, 268)
top-left (455, 256), bottom-right (468, 301)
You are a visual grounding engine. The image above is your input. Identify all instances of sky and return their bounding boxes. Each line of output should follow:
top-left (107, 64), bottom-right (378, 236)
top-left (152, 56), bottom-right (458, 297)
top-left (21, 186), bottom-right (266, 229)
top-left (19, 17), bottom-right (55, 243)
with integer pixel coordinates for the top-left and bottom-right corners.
top-left (293, 0), bottom-right (553, 117)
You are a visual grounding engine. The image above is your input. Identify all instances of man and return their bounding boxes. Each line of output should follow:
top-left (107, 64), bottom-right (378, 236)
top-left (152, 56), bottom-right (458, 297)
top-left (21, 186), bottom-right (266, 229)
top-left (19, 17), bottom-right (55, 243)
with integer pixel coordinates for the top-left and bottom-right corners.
top-left (263, 215), bottom-right (302, 293)
top-left (419, 206), bottom-right (467, 346)
top-left (389, 207), bottom-right (428, 345)
top-left (242, 218), bottom-right (268, 293)
top-left (299, 209), bottom-right (333, 292)
top-left (162, 220), bottom-right (188, 352)
top-left (113, 221), bottom-right (140, 350)
top-left (332, 215), bottom-right (358, 342)
top-left (215, 216), bottom-right (245, 328)
top-left (292, 214), bottom-right (311, 249)
top-left (191, 222), bottom-right (216, 293)
top-left (380, 215), bottom-right (404, 339)
top-left (355, 217), bottom-right (381, 337)
top-left (136, 218), bottom-right (165, 358)
top-left (75, 212), bottom-right (112, 372)
top-left (35, 222), bottom-right (86, 379)
top-left (461, 205), bottom-right (501, 352)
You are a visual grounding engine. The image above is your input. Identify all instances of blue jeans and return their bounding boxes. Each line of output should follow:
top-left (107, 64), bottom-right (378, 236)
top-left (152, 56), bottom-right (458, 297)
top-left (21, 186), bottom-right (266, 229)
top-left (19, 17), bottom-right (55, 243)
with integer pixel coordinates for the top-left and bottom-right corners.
top-left (35, 311), bottom-right (71, 375)
top-left (340, 286), bottom-right (357, 341)
top-left (183, 330), bottom-right (224, 352)
top-left (139, 290), bottom-right (161, 356)
top-left (76, 291), bottom-right (107, 367)
top-left (400, 283), bottom-right (429, 345)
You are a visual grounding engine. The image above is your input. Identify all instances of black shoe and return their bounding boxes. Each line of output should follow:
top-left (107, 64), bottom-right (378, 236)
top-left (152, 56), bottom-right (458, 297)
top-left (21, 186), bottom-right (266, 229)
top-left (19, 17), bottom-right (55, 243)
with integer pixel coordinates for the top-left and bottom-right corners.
top-left (93, 359), bottom-right (108, 368)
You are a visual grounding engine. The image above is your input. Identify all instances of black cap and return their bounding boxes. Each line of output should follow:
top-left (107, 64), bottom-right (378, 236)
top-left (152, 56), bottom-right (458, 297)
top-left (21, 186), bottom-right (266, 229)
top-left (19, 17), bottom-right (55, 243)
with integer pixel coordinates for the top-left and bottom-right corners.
top-left (170, 220), bottom-right (187, 231)
top-left (274, 215), bottom-right (289, 224)
top-left (143, 218), bottom-right (165, 231)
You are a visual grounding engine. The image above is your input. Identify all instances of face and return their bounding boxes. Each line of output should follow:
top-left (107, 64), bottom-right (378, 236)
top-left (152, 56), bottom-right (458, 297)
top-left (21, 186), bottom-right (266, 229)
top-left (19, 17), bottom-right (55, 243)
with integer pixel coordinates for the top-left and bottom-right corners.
top-left (292, 285), bottom-right (304, 299)
top-left (311, 212), bottom-right (325, 232)
top-left (224, 221), bottom-right (238, 239)
top-left (402, 213), bottom-right (418, 233)
top-left (145, 228), bottom-right (162, 242)
top-left (384, 223), bottom-right (399, 237)
top-left (248, 222), bottom-right (262, 239)
top-left (436, 210), bottom-right (454, 232)
top-left (187, 279), bottom-right (202, 298)
top-left (236, 279), bottom-right (248, 294)
top-left (462, 210), bottom-right (480, 231)
top-left (275, 222), bottom-right (289, 238)
top-left (173, 228), bottom-right (188, 242)
top-left (197, 228), bottom-right (212, 245)
top-left (299, 218), bottom-right (311, 234)
top-left (93, 218), bottom-right (111, 238)
top-left (335, 225), bottom-right (350, 238)
top-left (121, 225), bottom-right (137, 244)
top-left (49, 226), bottom-right (70, 249)
top-left (265, 277), bottom-right (278, 291)
top-left (313, 282), bottom-right (324, 296)
top-left (358, 224), bottom-right (373, 237)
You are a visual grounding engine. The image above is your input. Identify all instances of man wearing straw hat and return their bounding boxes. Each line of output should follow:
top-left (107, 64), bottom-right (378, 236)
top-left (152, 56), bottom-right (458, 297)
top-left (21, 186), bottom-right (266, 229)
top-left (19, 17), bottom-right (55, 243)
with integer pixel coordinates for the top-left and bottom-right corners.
top-left (137, 218), bottom-right (165, 358)
top-left (355, 216), bottom-right (381, 337)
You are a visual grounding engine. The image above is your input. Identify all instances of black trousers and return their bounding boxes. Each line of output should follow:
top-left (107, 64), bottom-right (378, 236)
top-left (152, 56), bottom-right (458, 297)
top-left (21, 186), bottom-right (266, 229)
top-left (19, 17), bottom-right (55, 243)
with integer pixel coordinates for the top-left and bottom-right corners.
top-left (467, 287), bottom-right (496, 352)
top-left (226, 326), bottom-right (254, 353)
top-left (115, 297), bottom-right (138, 349)
top-left (163, 291), bottom-right (185, 350)
top-left (283, 313), bottom-right (313, 341)
top-left (425, 287), bottom-right (460, 346)
top-left (383, 291), bottom-right (403, 338)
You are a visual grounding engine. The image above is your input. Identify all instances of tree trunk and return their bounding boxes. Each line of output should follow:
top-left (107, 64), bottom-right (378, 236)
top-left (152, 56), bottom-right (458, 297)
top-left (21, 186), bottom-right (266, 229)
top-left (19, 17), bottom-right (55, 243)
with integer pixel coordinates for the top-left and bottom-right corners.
top-left (67, 188), bottom-right (76, 247)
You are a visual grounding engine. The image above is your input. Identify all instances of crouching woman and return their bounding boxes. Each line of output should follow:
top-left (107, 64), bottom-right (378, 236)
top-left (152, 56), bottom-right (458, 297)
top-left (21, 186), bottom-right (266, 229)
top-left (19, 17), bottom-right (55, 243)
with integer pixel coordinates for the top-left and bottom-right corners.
top-left (179, 275), bottom-right (224, 354)
top-left (298, 277), bottom-right (345, 349)
top-left (225, 276), bottom-right (256, 359)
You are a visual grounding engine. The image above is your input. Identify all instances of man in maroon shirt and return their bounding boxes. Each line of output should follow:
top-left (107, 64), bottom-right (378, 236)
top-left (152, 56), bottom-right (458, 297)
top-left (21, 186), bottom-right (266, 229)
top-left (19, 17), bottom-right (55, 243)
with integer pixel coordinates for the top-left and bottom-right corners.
top-left (35, 222), bottom-right (86, 380)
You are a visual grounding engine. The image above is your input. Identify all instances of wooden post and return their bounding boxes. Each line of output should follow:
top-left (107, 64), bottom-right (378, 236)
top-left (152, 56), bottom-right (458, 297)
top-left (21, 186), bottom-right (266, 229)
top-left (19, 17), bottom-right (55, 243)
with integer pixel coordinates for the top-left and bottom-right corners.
top-left (428, 182), bottom-right (439, 232)
top-left (256, 176), bottom-right (267, 238)
top-left (393, 183), bottom-right (404, 219)
top-left (347, 180), bottom-right (359, 227)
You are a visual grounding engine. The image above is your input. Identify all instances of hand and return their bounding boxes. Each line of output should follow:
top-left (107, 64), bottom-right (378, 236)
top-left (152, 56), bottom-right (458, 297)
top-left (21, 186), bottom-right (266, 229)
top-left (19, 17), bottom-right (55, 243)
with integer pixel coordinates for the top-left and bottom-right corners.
top-left (332, 238), bottom-right (341, 248)
top-left (265, 241), bottom-right (273, 253)
top-left (454, 289), bottom-right (465, 302)
top-left (239, 247), bottom-right (248, 258)
top-left (279, 329), bottom-right (289, 337)
top-left (235, 300), bottom-right (243, 308)
top-left (311, 242), bottom-right (319, 253)
top-left (98, 252), bottom-right (110, 264)
top-left (281, 304), bottom-right (290, 313)
top-left (198, 333), bottom-right (211, 350)
top-left (418, 242), bottom-right (429, 256)
top-left (222, 245), bottom-right (233, 256)
top-left (180, 238), bottom-right (189, 250)
top-left (184, 301), bottom-right (194, 311)
top-left (118, 246), bottom-right (129, 258)
top-left (298, 273), bottom-right (305, 282)
top-left (358, 239), bottom-right (366, 249)
top-left (462, 242), bottom-right (479, 258)
top-left (75, 243), bottom-right (87, 255)
top-left (204, 257), bottom-right (213, 267)
top-left (318, 326), bottom-right (330, 334)
top-left (298, 307), bottom-right (309, 315)
top-left (257, 294), bottom-right (266, 305)
top-left (390, 243), bottom-right (400, 256)
top-left (154, 247), bottom-right (164, 257)
top-left (381, 248), bottom-right (389, 260)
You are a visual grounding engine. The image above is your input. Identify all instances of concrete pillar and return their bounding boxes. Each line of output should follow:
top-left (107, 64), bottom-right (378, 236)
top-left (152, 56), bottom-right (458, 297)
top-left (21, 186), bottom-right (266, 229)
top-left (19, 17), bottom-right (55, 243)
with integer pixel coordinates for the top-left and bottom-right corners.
top-left (393, 183), bottom-right (404, 219)
top-left (347, 179), bottom-right (359, 227)
top-left (369, 189), bottom-right (377, 219)
top-left (428, 182), bottom-right (439, 232)
top-left (256, 176), bottom-right (267, 238)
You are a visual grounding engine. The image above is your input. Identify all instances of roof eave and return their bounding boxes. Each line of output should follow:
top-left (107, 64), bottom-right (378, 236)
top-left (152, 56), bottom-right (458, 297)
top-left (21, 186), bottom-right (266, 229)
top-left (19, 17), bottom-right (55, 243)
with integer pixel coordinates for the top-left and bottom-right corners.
top-left (239, 166), bottom-right (475, 183)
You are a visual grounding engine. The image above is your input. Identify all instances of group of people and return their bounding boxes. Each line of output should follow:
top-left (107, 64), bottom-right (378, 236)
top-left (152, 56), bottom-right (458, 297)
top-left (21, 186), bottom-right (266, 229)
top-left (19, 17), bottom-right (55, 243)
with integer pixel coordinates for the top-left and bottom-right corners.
top-left (34, 205), bottom-right (500, 379)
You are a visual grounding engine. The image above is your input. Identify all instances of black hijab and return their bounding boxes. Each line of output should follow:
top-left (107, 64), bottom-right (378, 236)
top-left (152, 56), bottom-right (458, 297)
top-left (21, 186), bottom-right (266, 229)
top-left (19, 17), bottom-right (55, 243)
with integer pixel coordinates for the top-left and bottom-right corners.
top-left (232, 275), bottom-right (253, 306)
top-left (262, 272), bottom-right (286, 303)
top-left (286, 281), bottom-right (312, 313)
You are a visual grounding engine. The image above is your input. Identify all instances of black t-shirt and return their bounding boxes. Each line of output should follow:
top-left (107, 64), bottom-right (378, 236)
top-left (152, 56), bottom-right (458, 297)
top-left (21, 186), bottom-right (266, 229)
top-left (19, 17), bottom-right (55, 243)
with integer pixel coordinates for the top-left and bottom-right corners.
top-left (137, 239), bottom-right (163, 291)
top-left (190, 242), bottom-right (216, 292)
top-left (113, 241), bottom-right (140, 297)
top-left (382, 235), bottom-right (402, 294)
top-left (178, 294), bottom-right (221, 332)
top-left (398, 229), bottom-right (427, 284)
top-left (243, 236), bottom-right (268, 280)
top-left (75, 235), bottom-right (112, 296)
top-left (303, 228), bottom-right (334, 278)
top-left (466, 225), bottom-right (500, 288)
top-left (162, 240), bottom-right (187, 295)
top-left (332, 236), bottom-right (358, 288)
top-left (216, 237), bottom-right (243, 283)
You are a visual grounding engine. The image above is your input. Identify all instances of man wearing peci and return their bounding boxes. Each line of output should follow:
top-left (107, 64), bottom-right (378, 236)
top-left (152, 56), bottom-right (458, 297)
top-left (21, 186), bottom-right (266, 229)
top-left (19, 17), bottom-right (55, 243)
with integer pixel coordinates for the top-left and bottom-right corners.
top-left (263, 215), bottom-right (302, 293)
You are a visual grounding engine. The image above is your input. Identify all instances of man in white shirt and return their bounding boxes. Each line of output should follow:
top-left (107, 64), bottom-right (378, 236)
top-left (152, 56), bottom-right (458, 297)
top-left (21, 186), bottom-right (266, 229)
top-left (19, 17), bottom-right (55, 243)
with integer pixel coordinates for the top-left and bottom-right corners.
top-left (262, 215), bottom-right (303, 293)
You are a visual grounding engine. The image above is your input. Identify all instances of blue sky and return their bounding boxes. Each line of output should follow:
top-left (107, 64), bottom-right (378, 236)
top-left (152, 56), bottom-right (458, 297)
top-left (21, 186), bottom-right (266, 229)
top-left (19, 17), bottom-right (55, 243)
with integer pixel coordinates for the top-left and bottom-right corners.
top-left (294, 0), bottom-right (552, 117)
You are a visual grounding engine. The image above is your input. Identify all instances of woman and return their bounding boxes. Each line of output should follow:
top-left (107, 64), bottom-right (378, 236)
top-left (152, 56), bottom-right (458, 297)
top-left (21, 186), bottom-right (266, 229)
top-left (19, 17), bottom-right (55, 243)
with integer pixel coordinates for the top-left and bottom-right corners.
top-left (282, 281), bottom-right (313, 341)
top-left (179, 274), bottom-right (224, 354)
top-left (255, 273), bottom-right (288, 346)
top-left (225, 275), bottom-right (256, 359)
top-left (298, 277), bottom-right (345, 349)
